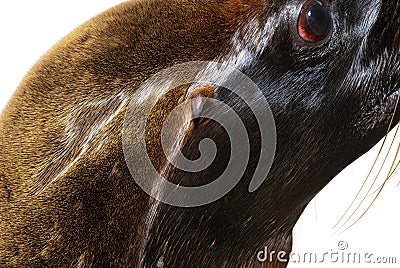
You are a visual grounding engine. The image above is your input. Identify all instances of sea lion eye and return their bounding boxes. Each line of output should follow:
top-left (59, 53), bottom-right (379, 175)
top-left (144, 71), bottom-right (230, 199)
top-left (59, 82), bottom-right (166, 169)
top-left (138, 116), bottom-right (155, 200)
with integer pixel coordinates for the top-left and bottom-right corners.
top-left (298, 0), bottom-right (332, 43)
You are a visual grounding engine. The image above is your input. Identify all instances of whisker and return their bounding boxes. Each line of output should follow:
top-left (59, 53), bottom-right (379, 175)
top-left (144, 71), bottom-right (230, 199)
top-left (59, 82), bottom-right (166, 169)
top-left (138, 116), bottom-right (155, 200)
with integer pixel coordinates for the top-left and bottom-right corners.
top-left (334, 92), bottom-right (400, 232)
top-left (333, 135), bottom-right (388, 230)
top-left (339, 134), bottom-right (400, 233)
top-left (388, 159), bottom-right (400, 185)
top-left (368, 154), bottom-right (400, 195)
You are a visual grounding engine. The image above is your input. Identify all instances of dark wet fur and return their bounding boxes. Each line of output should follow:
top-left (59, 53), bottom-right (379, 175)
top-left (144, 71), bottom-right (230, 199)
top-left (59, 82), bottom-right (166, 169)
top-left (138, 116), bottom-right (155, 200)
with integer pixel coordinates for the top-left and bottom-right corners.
top-left (0, 0), bottom-right (399, 267)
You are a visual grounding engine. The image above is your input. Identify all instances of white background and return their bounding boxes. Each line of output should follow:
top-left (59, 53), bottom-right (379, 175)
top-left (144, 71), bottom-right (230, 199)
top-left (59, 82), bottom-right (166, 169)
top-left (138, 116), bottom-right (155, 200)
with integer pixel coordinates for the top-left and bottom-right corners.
top-left (1, 1), bottom-right (399, 267)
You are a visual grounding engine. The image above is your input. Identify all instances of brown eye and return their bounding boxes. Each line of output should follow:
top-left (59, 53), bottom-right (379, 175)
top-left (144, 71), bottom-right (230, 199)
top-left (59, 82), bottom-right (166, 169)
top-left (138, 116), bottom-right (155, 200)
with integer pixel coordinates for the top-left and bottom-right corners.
top-left (298, 1), bottom-right (332, 43)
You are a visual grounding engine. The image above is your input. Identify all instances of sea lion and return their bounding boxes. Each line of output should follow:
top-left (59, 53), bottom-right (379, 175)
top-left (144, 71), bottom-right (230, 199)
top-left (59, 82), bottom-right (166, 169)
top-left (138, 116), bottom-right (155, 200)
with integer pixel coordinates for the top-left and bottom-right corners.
top-left (0, 0), bottom-right (399, 267)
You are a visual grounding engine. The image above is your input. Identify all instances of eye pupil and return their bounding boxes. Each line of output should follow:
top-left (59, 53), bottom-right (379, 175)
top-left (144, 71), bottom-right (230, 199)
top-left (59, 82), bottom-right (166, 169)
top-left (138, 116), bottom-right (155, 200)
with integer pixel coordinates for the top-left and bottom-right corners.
top-left (306, 3), bottom-right (331, 38)
top-left (298, 1), bottom-right (332, 43)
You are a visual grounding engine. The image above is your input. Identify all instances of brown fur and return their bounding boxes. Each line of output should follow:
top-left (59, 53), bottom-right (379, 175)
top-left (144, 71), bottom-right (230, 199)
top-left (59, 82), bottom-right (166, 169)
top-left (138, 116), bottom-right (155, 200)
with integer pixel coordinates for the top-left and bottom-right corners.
top-left (0, 0), bottom-right (258, 266)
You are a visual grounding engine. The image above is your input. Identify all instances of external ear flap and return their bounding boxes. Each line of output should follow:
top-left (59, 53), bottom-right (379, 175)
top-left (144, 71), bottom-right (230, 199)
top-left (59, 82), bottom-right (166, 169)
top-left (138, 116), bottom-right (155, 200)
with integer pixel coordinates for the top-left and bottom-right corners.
top-left (188, 86), bottom-right (215, 119)
top-left (31, 93), bottom-right (127, 194)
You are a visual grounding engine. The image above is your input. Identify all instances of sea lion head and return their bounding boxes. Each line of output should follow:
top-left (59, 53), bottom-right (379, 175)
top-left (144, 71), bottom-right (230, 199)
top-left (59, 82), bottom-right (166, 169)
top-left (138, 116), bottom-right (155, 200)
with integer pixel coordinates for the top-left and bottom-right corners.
top-left (137, 0), bottom-right (400, 265)
top-left (228, 0), bottom-right (400, 199)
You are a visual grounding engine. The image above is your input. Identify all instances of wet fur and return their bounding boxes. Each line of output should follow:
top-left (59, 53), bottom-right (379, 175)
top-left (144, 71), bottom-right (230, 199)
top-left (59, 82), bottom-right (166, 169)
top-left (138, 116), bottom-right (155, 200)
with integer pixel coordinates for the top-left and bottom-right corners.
top-left (1, 0), bottom-right (400, 267)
